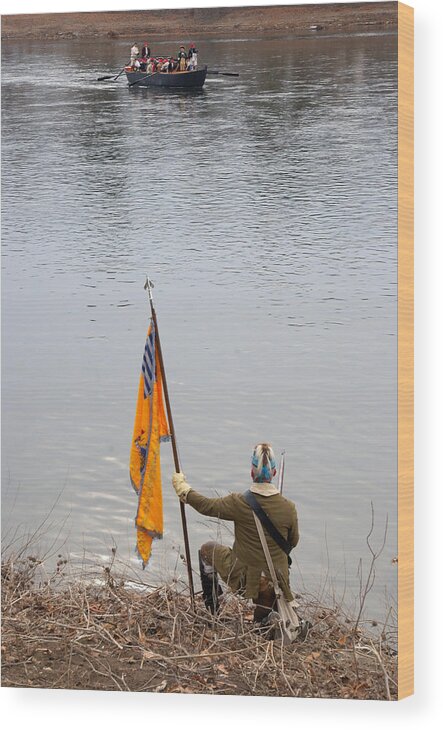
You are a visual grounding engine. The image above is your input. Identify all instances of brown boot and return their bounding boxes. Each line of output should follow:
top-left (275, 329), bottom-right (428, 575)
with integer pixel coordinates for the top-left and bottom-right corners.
top-left (253, 576), bottom-right (276, 623)
top-left (198, 549), bottom-right (223, 615)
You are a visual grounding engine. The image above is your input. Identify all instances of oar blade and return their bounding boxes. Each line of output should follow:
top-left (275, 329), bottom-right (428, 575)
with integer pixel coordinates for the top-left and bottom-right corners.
top-left (206, 70), bottom-right (239, 77)
top-left (97, 66), bottom-right (126, 82)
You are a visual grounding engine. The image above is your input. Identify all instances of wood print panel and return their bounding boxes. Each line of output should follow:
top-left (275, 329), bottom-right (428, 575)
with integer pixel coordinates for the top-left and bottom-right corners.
top-left (398, 0), bottom-right (414, 701)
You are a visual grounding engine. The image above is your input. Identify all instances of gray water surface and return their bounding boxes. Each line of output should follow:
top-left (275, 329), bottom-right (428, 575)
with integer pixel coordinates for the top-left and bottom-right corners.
top-left (2, 33), bottom-right (398, 621)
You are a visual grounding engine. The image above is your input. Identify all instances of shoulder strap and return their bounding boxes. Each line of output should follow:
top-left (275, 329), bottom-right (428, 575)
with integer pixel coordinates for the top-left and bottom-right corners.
top-left (243, 490), bottom-right (292, 561)
top-left (252, 512), bottom-right (300, 640)
top-left (251, 512), bottom-right (282, 597)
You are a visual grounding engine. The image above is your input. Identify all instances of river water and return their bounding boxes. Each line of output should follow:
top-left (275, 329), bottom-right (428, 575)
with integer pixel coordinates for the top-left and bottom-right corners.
top-left (2, 32), bottom-right (398, 623)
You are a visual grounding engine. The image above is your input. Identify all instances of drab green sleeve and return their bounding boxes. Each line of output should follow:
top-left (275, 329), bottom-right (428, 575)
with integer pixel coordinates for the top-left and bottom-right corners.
top-left (186, 490), bottom-right (238, 521)
top-left (288, 505), bottom-right (299, 548)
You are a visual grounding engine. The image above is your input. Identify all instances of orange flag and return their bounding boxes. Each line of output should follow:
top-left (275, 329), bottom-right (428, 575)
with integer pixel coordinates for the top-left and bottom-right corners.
top-left (130, 321), bottom-right (170, 565)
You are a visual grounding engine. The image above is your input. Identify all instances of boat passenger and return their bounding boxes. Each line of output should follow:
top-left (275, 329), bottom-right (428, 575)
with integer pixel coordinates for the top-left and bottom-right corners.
top-left (177, 45), bottom-right (188, 71)
top-left (187, 43), bottom-right (198, 70)
top-left (171, 443), bottom-right (300, 624)
top-left (168, 57), bottom-right (177, 72)
top-left (141, 41), bottom-right (151, 60)
top-left (147, 59), bottom-right (154, 74)
top-left (130, 43), bottom-right (139, 65)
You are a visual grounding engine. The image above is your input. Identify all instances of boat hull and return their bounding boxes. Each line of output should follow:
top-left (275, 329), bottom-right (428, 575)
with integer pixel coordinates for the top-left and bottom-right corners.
top-left (126, 67), bottom-right (207, 89)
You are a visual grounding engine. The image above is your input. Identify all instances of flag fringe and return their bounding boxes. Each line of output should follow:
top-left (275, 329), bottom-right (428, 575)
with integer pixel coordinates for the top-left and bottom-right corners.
top-left (130, 476), bottom-right (140, 495)
top-left (134, 531), bottom-right (163, 568)
top-left (134, 520), bottom-right (163, 540)
top-left (134, 545), bottom-right (147, 569)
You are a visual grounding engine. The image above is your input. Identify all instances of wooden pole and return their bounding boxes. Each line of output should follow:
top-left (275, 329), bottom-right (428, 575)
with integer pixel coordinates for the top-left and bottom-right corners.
top-left (144, 279), bottom-right (195, 605)
top-left (277, 451), bottom-right (285, 495)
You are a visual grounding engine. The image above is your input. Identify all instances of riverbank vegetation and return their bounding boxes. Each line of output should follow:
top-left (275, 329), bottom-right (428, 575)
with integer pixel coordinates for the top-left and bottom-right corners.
top-left (1, 547), bottom-right (397, 699)
top-left (1, 3), bottom-right (397, 41)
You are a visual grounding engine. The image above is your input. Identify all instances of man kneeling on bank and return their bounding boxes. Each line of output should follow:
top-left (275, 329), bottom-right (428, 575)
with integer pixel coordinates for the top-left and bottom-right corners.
top-left (172, 443), bottom-right (299, 623)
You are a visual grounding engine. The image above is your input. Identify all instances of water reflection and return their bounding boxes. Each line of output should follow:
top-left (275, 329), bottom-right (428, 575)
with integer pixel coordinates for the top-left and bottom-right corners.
top-left (2, 32), bottom-right (397, 620)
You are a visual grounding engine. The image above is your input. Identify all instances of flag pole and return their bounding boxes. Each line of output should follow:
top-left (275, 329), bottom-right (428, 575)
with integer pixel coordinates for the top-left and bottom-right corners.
top-left (277, 450), bottom-right (285, 495)
top-left (144, 278), bottom-right (195, 606)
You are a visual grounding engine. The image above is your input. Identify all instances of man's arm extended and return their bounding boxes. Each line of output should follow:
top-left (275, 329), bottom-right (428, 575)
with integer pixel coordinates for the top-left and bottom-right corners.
top-left (186, 490), bottom-right (238, 521)
top-left (172, 472), bottom-right (238, 520)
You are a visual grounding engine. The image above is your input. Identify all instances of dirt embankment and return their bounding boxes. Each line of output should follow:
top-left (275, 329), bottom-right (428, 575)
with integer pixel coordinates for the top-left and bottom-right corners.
top-left (1, 553), bottom-right (397, 698)
top-left (1, 3), bottom-right (397, 41)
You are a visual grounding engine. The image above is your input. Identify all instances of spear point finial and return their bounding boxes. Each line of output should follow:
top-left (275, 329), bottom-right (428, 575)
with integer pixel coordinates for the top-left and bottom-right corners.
top-left (144, 277), bottom-right (154, 303)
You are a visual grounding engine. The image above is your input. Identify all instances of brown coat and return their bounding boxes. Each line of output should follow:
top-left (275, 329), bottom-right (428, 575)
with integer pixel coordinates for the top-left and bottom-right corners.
top-left (186, 488), bottom-right (299, 600)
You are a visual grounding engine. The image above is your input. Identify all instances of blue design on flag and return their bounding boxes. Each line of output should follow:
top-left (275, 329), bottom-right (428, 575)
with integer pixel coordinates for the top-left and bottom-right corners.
top-left (142, 325), bottom-right (155, 398)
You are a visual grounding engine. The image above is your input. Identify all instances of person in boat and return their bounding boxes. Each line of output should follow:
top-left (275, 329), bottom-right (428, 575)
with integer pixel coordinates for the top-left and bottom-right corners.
top-left (187, 43), bottom-right (198, 70)
top-left (168, 57), bottom-right (177, 72)
top-left (130, 43), bottom-right (139, 67)
top-left (172, 443), bottom-right (300, 623)
top-left (141, 41), bottom-right (151, 60)
top-left (177, 45), bottom-right (188, 71)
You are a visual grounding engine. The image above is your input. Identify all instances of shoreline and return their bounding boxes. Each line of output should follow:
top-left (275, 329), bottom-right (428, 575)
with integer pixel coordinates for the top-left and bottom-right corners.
top-left (1, 3), bottom-right (397, 41)
top-left (1, 551), bottom-right (397, 698)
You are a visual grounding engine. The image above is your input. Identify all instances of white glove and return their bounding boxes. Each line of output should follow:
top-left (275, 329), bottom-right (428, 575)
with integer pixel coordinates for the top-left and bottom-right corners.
top-left (172, 472), bottom-right (192, 502)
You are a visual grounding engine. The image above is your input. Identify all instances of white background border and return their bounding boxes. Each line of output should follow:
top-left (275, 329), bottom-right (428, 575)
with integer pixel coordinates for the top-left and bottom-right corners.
top-left (1, 0), bottom-right (442, 726)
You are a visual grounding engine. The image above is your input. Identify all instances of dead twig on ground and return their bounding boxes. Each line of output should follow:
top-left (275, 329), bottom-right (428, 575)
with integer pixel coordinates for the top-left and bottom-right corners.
top-left (354, 502), bottom-right (388, 635)
top-left (1, 551), bottom-right (397, 698)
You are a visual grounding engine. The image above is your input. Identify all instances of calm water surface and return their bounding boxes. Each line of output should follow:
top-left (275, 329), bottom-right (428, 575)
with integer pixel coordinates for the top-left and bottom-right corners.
top-left (2, 33), bottom-right (398, 621)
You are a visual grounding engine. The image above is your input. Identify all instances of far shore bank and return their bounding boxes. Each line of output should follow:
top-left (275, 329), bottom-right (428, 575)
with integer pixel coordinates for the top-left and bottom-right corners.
top-left (1, 3), bottom-right (397, 41)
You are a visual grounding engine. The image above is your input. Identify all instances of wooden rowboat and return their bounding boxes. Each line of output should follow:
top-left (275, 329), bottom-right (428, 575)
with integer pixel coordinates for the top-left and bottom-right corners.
top-left (125, 66), bottom-right (207, 89)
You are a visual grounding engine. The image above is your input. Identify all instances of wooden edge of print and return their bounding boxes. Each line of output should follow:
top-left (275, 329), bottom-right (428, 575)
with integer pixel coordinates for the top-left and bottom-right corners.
top-left (397, 0), bottom-right (414, 700)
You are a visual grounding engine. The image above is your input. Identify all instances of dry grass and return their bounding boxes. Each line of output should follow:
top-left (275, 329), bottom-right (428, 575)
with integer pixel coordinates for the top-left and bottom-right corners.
top-left (1, 550), bottom-right (397, 699)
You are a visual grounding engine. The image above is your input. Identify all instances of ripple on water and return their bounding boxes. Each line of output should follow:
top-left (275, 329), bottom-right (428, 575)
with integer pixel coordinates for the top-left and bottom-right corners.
top-left (1, 33), bottom-right (398, 621)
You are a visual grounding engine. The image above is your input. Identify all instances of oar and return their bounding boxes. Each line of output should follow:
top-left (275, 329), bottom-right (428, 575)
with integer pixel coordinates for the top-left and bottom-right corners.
top-left (97, 66), bottom-right (127, 82)
top-left (206, 70), bottom-right (239, 77)
top-left (129, 73), bottom-right (155, 87)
